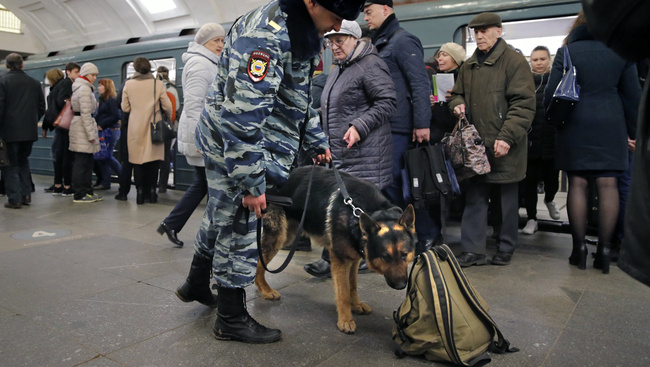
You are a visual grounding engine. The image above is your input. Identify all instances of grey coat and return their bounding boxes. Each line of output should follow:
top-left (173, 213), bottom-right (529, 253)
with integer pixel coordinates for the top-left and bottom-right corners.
top-left (320, 39), bottom-right (396, 189)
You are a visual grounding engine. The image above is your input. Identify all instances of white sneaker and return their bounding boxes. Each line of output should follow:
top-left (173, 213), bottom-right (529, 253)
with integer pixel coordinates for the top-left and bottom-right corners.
top-left (522, 219), bottom-right (538, 235)
top-left (545, 200), bottom-right (561, 220)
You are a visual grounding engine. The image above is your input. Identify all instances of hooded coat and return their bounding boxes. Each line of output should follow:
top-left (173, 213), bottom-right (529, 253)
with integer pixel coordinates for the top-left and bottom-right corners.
top-left (320, 38), bottom-right (396, 188)
top-left (69, 77), bottom-right (99, 154)
top-left (121, 74), bottom-right (173, 164)
top-left (177, 41), bottom-right (220, 167)
top-left (449, 38), bottom-right (536, 183)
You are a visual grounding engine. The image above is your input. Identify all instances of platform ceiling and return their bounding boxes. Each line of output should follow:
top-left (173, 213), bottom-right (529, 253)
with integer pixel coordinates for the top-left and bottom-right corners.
top-left (1, 0), bottom-right (266, 54)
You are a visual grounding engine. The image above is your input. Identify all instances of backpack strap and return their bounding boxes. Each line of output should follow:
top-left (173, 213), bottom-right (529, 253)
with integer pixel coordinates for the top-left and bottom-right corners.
top-left (422, 250), bottom-right (467, 366)
top-left (435, 245), bottom-right (520, 356)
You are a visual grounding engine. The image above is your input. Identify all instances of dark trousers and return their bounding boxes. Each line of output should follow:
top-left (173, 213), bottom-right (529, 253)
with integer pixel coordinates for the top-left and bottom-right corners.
top-left (158, 138), bottom-right (173, 189)
top-left (72, 152), bottom-right (94, 199)
top-left (382, 133), bottom-right (410, 208)
top-left (133, 161), bottom-right (160, 193)
top-left (523, 157), bottom-right (559, 220)
top-left (117, 122), bottom-right (133, 196)
top-left (461, 180), bottom-right (519, 254)
top-left (1, 141), bottom-right (33, 204)
top-left (53, 129), bottom-right (73, 186)
top-left (415, 203), bottom-right (442, 243)
top-left (163, 166), bottom-right (207, 233)
top-left (97, 129), bottom-right (122, 187)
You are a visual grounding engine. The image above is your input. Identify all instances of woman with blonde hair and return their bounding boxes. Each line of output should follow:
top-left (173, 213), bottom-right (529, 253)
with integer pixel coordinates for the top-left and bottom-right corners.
top-left (121, 56), bottom-right (173, 204)
top-left (93, 78), bottom-right (122, 190)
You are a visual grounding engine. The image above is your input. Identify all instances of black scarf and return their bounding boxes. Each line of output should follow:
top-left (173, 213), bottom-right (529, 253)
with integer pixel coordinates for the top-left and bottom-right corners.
top-left (279, 0), bottom-right (322, 60)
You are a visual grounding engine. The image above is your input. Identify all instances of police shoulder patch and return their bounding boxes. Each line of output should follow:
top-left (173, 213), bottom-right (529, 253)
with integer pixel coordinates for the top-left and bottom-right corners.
top-left (248, 50), bottom-right (270, 82)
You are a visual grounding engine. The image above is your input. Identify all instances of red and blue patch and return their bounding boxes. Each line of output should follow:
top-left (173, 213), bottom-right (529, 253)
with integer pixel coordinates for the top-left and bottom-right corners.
top-left (248, 50), bottom-right (270, 82)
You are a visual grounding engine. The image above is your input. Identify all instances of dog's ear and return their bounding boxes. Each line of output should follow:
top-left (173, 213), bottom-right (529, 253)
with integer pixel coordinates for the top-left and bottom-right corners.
top-left (399, 204), bottom-right (416, 232)
top-left (359, 212), bottom-right (380, 236)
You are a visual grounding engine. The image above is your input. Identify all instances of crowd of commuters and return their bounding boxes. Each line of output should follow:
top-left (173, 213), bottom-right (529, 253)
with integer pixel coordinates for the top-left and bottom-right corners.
top-left (2, 0), bottom-right (648, 345)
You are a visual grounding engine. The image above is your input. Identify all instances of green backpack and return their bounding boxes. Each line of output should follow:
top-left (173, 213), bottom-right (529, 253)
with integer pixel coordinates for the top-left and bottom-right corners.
top-left (392, 245), bottom-right (518, 366)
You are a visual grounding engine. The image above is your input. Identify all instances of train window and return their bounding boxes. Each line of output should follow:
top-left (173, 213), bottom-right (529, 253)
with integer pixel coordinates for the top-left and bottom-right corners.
top-left (124, 57), bottom-right (177, 84)
top-left (463, 16), bottom-right (577, 59)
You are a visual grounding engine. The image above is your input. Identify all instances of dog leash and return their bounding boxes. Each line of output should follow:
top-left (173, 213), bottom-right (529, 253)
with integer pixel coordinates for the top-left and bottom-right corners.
top-left (332, 165), bottom-right (365, 218)
top-left (231, 164), bottom-right (316, 274)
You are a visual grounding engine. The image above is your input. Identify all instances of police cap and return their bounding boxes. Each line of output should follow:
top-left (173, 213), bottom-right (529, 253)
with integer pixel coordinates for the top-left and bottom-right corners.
top-left (364, 0), bottom-right (393, 7)
top-left (315, 0), bottom-right (366, 20)
top-left (468, 12), bottom-right (502, 28)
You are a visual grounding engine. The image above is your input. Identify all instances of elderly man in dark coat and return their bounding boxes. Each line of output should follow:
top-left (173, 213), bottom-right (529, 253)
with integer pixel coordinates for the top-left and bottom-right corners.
top-left (0, 53), bottom-right (46, 209)
top-left (449, 13), bottom-right (535, 266)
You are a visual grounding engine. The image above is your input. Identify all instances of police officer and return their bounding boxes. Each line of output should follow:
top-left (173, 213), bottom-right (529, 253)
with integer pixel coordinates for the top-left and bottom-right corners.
top-left (175, 0), bottom-right (365, 344)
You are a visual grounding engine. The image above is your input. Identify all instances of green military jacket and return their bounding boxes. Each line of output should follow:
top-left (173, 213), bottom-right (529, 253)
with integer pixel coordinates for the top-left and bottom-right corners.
top-left (449, 39), bottom-right (535, 183)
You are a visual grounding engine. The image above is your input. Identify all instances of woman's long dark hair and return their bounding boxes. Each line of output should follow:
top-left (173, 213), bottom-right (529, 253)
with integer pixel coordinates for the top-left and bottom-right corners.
top-left (563, 11), bottom-right (587, 46)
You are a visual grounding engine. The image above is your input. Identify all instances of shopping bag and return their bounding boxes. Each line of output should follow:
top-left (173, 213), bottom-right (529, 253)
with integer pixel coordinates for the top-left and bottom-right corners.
top-left (93, 129), bottom-right (113, 161)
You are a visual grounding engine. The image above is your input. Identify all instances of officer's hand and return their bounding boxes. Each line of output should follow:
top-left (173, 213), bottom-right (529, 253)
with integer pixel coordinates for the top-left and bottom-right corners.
top-left (494, 139), bottom-right (510, 158)
top-left (412, 128), bottom-right (430, 143)
top-left (242, 193), bottom-right (267, 219)
top-left (344, 126), bottom-right (360, 148)
top-left (628, 138), bottom-right (636, 152)
top-left (313, 149), bottom-right (332, 165)
top-left (42, 130), bottom-right (47, 139)
top-left (454, 104), bottom-right (466, 118)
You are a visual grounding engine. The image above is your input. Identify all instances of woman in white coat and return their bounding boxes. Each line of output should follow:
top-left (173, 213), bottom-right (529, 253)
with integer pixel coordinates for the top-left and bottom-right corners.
top-left (69, 63), bottom-right (101, 203)
top-left (157, 23), bottom-right (224, 255)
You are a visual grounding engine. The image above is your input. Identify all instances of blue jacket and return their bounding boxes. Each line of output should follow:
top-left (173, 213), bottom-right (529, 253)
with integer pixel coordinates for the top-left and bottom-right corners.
top-left (371, 14), bottom-right (431, 134)
top-left (195, 0), bottom-right (329, 196)
top-left (95, 96), bottom-right (121, 130)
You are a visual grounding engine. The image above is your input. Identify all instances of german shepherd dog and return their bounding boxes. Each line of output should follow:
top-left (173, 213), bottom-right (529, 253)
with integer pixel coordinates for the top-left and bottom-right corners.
top-left (255, 166), bottom-right (416, 334)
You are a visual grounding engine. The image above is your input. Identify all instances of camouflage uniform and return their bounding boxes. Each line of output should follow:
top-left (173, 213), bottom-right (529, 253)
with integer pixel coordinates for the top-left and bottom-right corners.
top-left (194, 0), bottom-right (329, 288)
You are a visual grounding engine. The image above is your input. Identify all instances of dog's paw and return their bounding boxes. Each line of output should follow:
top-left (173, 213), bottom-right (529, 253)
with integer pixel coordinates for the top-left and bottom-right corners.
top-left (260, 289), bottom-right (281, 300)
top-left (337, 319), bottom-right (356, 334)
top-left (351, 302), bottom-right (372, 315)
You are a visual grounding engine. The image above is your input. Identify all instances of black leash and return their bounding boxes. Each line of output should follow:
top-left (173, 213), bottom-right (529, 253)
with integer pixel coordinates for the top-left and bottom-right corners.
top-left (231, 164), bottom-right (316, 274)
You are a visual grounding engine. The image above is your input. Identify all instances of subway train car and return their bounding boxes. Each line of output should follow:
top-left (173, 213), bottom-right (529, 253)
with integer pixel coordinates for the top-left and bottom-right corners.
top-left (21, 0), bottom-right (582, 189)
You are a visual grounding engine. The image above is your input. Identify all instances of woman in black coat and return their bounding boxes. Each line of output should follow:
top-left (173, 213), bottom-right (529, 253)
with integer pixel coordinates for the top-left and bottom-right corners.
top-left (544, 12), bottom-right (641, 273)
top-left (522, 46), bottom-right (560, 235)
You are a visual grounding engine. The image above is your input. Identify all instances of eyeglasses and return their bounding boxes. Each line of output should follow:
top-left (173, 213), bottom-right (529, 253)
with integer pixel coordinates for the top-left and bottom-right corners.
top-left (325, 35), bottom-right (350, 49)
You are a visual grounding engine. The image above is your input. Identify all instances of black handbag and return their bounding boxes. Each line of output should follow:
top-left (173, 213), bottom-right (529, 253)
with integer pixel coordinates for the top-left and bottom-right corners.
top-left (150, 80), bottom-right (174, 144)
top-left (545, 45), bottom-right (580, 127)
top-left (0, 138), bottom-right (9, 167)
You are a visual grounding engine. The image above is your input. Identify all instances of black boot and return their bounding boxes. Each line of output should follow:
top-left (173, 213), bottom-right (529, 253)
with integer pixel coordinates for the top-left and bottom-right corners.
top-left (213, 286), bottom-right (281, 343)
top-left (175, 254), bottom-right (218, 307)
top-left (594, 242), bottom-right (612, 274)
top-left (149, 187), bottom-right (158, 203)
top-left (569, 240), bottom-right (588, 270)
top-left (136, 187), bottom-right (145, 205)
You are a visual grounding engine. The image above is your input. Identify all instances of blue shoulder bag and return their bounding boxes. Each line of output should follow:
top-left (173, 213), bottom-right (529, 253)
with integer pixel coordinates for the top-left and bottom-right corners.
top-left (545, 45), bottom-right (580, 127)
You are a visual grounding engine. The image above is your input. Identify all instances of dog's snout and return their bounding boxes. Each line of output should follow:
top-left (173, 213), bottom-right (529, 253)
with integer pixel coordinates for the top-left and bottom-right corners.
top-left (385, 276), bottom-right (407, 290)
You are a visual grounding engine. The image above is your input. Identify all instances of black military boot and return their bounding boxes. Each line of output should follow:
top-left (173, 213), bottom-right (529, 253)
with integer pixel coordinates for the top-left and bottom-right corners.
top-left (212, 286), bottom-right (281, 343)
top-left (175, 254), bottom-right (218, 307)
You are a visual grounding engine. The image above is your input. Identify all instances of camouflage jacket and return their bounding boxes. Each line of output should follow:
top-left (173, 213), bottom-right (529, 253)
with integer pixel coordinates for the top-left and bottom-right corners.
top-left (195, 0), bottom-right (329, 197)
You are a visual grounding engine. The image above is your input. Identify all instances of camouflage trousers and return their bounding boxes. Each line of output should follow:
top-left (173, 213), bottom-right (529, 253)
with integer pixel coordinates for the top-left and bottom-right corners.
top-left (194, 159), bottom-right (266, 289)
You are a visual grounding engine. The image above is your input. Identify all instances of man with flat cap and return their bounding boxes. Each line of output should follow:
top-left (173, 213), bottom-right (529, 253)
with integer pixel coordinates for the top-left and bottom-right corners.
top-left (363, 0), bottom-right (434, 253)
top-left (178, 0), bottom-right (365, 344)
top-left (448, 12), bottom-right (535, 267)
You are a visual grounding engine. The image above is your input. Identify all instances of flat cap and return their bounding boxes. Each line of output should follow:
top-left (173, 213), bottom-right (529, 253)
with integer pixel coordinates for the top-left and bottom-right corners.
top-left (468, 12), bottom-right (502, 28)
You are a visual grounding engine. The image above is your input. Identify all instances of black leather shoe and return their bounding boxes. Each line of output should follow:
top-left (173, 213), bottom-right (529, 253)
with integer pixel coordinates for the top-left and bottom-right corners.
top-left (157, 222), bottom-right (183, 247)
top-left (21, 196), bottom-right (31, 205)
top-left (304, 258), bottom-right (331, 278)
top-left (114, 193), bottom-right (128, 201)
top-left (44, 184), bottom-right (55, 192)
top-left (136, 188), bottom-right (145, 205)
top-left (491, 251), bottom-right (513, 266)
top-left (456, 252), bottom-right (487, 267)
